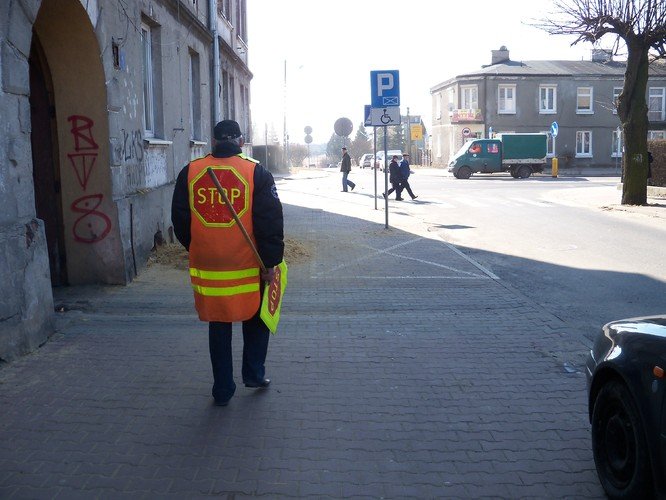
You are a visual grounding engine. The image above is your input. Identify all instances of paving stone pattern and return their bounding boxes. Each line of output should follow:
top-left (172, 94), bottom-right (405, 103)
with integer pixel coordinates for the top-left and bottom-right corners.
top-left (0, 198), bottom-right (605, 498)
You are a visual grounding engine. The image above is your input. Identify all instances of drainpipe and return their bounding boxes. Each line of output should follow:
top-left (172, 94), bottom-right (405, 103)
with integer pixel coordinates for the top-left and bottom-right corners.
top-left (209, 0), bottom-right (220, 124)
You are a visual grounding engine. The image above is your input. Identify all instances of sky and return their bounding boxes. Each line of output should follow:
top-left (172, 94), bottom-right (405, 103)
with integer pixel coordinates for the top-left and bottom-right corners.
top-left (246, 0), bottom-right (603, 146)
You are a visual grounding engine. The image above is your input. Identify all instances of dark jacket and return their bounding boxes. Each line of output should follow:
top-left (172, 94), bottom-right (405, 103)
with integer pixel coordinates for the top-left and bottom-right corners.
top-left (171, 141), bottom-right (284, 268)
top-left (388, 160), bottom-right (400, 183)
top-left (399, 158), bottom-right (410, 180)
top-left (340, 152), bottom-right (351, 173)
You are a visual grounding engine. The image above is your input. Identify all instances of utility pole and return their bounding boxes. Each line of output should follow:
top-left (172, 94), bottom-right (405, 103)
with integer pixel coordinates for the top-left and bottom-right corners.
top-left (406, 107), bottom-right (412, 160)
top-left (283, 60), bottom-right (289, 168)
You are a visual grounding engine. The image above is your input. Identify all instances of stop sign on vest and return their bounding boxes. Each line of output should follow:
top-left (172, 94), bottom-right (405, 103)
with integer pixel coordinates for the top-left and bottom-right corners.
top-left (191, 166), bottom-right (250, 227)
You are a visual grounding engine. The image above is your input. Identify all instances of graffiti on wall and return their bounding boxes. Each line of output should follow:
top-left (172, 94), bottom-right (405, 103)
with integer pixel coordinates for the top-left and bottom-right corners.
top-left (122, 128), bottom-right (144, 162)
top-left (67, 114), bottom-right (111, 243)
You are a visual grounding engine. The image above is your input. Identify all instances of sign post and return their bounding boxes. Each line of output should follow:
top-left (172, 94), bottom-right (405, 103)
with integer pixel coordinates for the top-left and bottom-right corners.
top-left (551, 122), bottom-right (559, 178)
top-left (370, 70), bottom-right (400, 229)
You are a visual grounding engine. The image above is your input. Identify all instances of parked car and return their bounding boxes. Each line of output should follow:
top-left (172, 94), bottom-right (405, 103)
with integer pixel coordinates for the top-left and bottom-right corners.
top-left (375, 150), bottom-right (402, 171)
top-left (359, 154), bottom-right (374, 169)
top-left (586, 315), bottom-right (666, 499)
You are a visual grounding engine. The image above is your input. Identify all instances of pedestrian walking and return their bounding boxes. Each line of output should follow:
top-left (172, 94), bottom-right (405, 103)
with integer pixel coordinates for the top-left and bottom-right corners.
top-left (171, 119), bottom-right (284, 407)
top-left (382, 155), bottom-right (404, 200)
top-left (340, 146), bottom-right (356, 192)
top-left (399, 153), bottom-right (418, 200)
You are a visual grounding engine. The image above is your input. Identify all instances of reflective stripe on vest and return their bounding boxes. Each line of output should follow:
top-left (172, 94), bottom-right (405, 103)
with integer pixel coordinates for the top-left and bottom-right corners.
top-left (190, 266), bottom-right (260, 297)
top-left (192, 283), bottom-right (259, 297)
top-left (189, 267), bottom-right (259, 280)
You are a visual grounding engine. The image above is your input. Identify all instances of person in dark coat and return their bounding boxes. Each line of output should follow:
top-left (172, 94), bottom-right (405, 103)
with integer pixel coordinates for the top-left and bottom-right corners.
top-left (383, 155), bottom-right (404, 200)
top-left (398, 153), bottom-right (417, 200)
top-left (171, 119), bottom-right (284, 406)
top-left (340, 147), bottom-right (355, 192)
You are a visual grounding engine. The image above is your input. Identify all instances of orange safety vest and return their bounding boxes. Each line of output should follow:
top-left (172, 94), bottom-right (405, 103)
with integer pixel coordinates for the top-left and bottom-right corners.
top-left (187, 153), bottom-right (260, 322)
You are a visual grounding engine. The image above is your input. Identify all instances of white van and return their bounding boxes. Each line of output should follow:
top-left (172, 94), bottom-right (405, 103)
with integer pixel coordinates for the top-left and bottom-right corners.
top-left (359, 154), bottom-right (374, 169)
top-left (375, 150), bottom-right (403, 171)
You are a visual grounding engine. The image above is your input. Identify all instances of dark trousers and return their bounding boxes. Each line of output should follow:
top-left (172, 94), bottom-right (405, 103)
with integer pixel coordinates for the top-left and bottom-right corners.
top-left (386, 181), bottom-right (403, 199)
top-left (208, 309), bottom-right (270, 402)
top-left (400, 179), bottom-right (416, 199)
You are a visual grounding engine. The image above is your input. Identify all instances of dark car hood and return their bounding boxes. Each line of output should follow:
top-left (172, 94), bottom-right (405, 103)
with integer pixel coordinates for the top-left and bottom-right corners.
top-left (605, 315), bottom-right (666, 339)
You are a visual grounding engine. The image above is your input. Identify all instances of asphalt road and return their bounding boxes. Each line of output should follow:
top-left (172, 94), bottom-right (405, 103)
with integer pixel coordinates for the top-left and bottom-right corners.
top-left (286, 167), bottom-right (666, 345)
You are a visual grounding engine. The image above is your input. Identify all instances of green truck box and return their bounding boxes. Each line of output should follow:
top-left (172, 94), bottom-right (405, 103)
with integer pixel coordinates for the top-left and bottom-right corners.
top-left (448, 133), bottom-right (547, 179)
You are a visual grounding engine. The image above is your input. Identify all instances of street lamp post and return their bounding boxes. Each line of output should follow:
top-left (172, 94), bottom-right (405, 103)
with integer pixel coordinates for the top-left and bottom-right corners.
top-left (283, 60), bottom-right (289, 169)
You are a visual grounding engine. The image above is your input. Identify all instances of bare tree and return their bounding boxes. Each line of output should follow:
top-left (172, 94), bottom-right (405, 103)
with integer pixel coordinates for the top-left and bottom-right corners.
top-left (535, 0), bottom-right (666, 205)
top-left (288, 144), bottom-right (309, 168)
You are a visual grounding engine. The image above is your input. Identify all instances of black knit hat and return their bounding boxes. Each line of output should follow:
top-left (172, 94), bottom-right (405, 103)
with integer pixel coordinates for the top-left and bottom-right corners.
top-left (214, 120), bottom-right (242, 140)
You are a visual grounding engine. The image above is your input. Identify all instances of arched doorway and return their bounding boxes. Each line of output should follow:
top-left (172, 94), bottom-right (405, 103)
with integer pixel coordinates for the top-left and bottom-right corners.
top-left (29, 34), bottom-right (67, 286)
top-left (30, 0), bottom-right (124, 285)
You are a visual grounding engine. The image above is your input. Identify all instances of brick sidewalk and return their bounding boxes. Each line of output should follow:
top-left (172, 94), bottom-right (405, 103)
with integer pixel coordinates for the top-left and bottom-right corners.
top-left (0, 192), bottom-right (605, 497)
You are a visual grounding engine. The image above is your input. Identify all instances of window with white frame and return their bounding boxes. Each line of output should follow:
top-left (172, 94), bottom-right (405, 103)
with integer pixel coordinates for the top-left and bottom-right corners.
top-left (577, 87), bottom-right (593, 113)
top-left (648, 130), bottom-right (666, 140)
top-left (435, 92), bottom-right (442, 119)
top-left (542, 131), bottom-right (556, 156)
top-left (236, 0), bottom-right (247, 41)
top-left (498, 85), bottom-right (516, 114)
top-left (222, 70), bottom-right (229, 119)
top-left (230, 76), bottom-right (236, 120)
top-left (613, 87), bottom-right (622, 114)
top-left (240, 84), bottom-right (249, 137)
top-left (461, 85), bottom-right (478, 110)
top-left (141, 22), bottom-right (155, 136)
top-left (189, 50), bottom-right (201, 140)
top-left (447, 88), bottom-right (455, 111)
top-left (611, 129), bottom-right (622, 157)
top-left (539, 85), bottom-right (556, 114)
top-left (648, 87), bottom-right (665, 122)
top-left (576, 130), bottom-right (592, 156)
top-left (222, 0), bottom-right (231, 19)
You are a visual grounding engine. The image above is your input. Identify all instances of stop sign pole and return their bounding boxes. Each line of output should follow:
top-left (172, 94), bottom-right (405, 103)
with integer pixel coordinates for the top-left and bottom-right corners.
top-left (206, 167), bottom-right (267, 274)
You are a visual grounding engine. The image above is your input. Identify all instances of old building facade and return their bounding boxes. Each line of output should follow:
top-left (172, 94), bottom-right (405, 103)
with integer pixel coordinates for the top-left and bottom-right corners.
top-left (0, 0), bottom-right (251, 361)
top-left (430, 47), bottom-right (666, 170)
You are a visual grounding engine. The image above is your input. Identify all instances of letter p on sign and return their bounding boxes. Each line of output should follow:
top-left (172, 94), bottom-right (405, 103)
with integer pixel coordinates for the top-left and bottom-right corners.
top-left (377, 73), bottom-right (393, 96)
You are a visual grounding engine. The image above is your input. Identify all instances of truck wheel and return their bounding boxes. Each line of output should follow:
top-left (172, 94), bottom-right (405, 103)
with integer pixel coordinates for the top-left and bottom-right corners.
top-left (457, 166), bottom-right (472, 179)
top-left (518, 166), bottom-right (531, 179)
top-left (510, 168), bottom-right (519, 178)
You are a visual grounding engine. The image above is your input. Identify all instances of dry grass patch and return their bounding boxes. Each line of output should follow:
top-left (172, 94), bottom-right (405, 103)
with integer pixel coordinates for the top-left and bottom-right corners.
top-left (149, 236), bottom-right (313, 270)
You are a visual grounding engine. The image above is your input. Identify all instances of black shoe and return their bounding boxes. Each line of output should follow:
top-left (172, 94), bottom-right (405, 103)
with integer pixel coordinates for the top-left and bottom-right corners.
top-left (396, 198), bottom-right (404, 201)
top-left (244, 378), bottom-right (271, 388)
top-left (412, 195), bottom-right (418, 200)
top-left (350, 184), bottom-right (355, 191)
top-left (214, 398), bottom-right (230, 406)
top-left (382, 193), bottom-right (386, 199)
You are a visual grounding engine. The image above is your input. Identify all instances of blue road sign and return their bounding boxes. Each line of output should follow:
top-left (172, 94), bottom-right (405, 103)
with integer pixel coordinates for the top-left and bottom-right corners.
top-left (371, 70), bottom-right (400, 108)
top-left (551, 121), bottom-right (559, 138)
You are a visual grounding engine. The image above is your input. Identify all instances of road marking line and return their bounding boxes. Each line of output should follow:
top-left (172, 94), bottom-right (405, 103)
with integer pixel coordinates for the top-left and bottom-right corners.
top-left (323, 275), bottom-right (490, 280)
top-left (454, 197), bottom-right (488, 208)
top-left (314, 236), bottom-right (490, 280)
top-left (436, 237), bottom-right (500, 280)
top-left (509, 197), bottom-right (552, 207)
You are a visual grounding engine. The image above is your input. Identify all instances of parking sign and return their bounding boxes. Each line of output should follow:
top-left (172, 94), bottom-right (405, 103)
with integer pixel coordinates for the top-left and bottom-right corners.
top-left (371, 70), bottom-right (400, 108)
